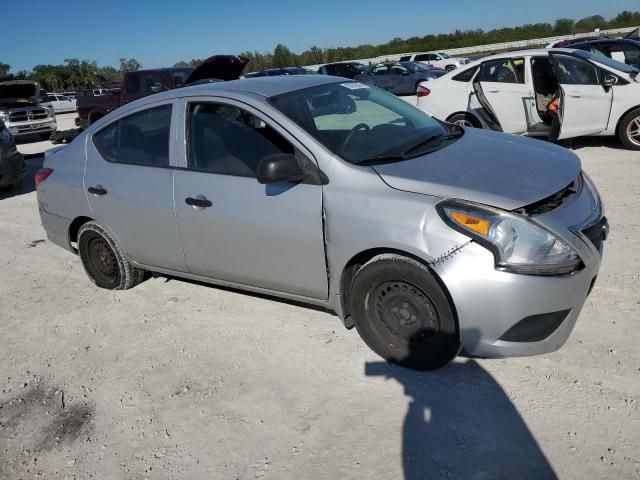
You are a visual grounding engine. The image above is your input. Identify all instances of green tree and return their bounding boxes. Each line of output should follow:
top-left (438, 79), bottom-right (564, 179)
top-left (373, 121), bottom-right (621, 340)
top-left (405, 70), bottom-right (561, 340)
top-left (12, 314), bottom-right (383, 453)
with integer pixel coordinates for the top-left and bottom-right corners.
top-left (574, 15), bottom-right (607, 32)
top-left (272, 44), bottom-right (293, 68)
top-left (554, 18), bottom-right (575, 35)
top-left (0, 62), bottom-right (10, 77)
top-left (119, 58), bottom-right (142, 73)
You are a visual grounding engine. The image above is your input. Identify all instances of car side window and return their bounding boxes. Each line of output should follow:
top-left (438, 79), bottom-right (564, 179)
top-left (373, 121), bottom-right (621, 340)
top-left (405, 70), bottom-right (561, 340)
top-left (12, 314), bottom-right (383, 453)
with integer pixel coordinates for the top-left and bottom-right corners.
top-left (186, 102), bottom-right (294, 177)
top-left (399, 56), bottom-right (411, 62)
top-left (141, 73), bottom-right (168, 95)
top-left (373, 65), bottom-right (389, 76)
top-left (480, 58), bottom-right (525, 83)
top-left (390, 64), bottom-right (408, 75)
top-left (414, 54), bottom-right (429, 62)
top-left (551, 55), bottom-right (599, 85)
top-left (93, 104), bottom-right (172, 167)
top-left (452, 65), bottom-right (479, 82)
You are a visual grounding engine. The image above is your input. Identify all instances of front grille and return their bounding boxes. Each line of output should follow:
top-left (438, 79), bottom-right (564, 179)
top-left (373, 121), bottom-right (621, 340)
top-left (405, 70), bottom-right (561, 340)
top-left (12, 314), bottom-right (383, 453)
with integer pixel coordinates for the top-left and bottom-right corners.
top-left (518, 176), bottom-right (580, 216)
top-left (8, 108), bottom-right (49, 123)
top-left (31, 109), bottom-right (48, 120)
top-left (582, 216), bottom-right (608, 252)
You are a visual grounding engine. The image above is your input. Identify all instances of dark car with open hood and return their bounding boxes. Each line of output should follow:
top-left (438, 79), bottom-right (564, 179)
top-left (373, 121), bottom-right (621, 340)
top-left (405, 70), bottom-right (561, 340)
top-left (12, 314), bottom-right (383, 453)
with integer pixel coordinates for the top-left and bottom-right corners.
top-left (76, 55), bottom-right (248, 128)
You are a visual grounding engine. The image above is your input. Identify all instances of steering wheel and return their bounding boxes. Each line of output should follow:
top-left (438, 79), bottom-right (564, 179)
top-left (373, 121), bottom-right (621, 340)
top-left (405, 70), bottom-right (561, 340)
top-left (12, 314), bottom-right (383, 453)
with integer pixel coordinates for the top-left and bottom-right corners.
top-left (339, 123), bottom-right (370, 153)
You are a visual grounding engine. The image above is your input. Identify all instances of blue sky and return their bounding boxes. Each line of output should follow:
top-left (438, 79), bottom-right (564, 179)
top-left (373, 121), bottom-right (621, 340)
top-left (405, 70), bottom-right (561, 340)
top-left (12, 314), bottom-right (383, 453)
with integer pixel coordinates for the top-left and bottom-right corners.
top-left (3, 0), bottom-right (638, 72)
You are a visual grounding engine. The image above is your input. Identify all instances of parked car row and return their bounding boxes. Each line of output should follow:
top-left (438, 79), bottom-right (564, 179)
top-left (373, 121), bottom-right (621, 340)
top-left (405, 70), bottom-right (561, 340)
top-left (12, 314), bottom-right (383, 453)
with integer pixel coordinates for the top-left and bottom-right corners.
top-left (354, 61), bottom-right (446, 95)
top-left (416, 48), bottom-right (640, 149)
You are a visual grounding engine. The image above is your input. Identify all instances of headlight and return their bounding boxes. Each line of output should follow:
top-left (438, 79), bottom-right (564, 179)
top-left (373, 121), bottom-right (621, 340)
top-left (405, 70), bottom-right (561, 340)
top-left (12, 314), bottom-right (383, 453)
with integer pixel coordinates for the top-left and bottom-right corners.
top-left (437, 199), bottom-right (581, 275)
top-left (0, 111), bottom-right (8, 122)
top-left (46, 106), bottom-right (55, 117)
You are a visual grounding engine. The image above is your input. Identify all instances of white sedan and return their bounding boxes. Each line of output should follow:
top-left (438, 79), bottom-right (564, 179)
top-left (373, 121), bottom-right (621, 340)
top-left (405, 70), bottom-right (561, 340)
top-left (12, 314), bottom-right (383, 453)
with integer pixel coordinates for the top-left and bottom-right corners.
top-left (46, 93), bottom-right (77, 113)
top-left (416, 48), bottom-right (640, 149)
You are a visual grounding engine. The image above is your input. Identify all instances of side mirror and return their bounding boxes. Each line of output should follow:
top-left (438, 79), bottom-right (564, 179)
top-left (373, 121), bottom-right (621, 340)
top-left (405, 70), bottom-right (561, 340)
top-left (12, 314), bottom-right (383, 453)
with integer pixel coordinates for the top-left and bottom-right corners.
top-left (603, 74), bottom-right (618, 87)
top-left (257, 153), bottom-right (306, 184)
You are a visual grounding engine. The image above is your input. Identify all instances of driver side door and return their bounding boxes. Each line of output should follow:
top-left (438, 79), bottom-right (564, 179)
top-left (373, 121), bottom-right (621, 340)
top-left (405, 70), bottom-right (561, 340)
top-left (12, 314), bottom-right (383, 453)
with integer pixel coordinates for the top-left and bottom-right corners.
top-left (549, 53), bottom-right (613, 139)
top-left (172, 98), bottom-right (328, 300)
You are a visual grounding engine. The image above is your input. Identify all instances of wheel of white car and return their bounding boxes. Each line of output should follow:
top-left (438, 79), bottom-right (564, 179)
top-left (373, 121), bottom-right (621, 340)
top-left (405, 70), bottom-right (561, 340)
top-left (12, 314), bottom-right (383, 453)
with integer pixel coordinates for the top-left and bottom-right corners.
top-left (349, 254), bottom-right (459, 371)
top-left (445, 65), bottom-right (457, 72)
top-left (618, 109), bottom-right (640, 150)
top-left (77, 221), bottom-right (146, 290)
top-left (447, 113), bottom-right (481, 129)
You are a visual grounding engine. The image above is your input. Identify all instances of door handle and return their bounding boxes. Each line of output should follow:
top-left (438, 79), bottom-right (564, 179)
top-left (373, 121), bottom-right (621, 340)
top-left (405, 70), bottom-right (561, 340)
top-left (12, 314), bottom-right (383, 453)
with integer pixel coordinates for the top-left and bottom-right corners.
top-left (487, 88), bottom-right (500, 93)
top-left (185, 195), bottom-right (213, 209)
top-left (87, 185), bottom-right (107, 196)
top-left (568, 92), bottom-right (581, 98)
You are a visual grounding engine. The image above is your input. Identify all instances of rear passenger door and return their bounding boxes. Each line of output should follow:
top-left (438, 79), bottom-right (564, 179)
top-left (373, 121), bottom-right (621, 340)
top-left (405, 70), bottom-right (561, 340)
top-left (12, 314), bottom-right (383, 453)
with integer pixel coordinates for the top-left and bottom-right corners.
top-left (370, 65), bottom-right (391, 90)
top-left (84, 102), bottom-right (187, 271)
top-left (172, 98), bottom-right (328, 300)
top-left (474, 57), bottom-right (530, 133)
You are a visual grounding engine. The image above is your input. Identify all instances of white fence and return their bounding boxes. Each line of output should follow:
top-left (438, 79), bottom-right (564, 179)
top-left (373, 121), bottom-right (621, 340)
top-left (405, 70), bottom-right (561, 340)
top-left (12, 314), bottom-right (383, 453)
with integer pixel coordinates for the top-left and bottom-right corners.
top-left (305, 25), bottom-right (639, 69)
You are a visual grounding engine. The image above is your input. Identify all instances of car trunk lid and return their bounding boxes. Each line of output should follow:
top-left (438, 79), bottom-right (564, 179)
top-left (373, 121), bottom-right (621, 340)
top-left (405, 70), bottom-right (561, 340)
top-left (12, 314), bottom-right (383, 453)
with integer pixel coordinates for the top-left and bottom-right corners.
top-left (184, 55), bottom-right (249, 85)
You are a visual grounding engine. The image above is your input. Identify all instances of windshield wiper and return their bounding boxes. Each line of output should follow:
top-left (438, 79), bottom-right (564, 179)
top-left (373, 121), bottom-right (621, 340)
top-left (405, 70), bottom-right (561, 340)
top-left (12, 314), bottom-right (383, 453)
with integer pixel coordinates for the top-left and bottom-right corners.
top-left (353, 153), bottom-right (409, 166)
top-left (401, 129), bottom-right (464, 157)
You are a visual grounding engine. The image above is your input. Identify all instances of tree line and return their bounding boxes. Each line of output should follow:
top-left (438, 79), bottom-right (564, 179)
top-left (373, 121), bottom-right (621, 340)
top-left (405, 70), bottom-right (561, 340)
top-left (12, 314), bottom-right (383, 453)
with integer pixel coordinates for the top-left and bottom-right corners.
top-left (1, 10), bottom-right (638, 91)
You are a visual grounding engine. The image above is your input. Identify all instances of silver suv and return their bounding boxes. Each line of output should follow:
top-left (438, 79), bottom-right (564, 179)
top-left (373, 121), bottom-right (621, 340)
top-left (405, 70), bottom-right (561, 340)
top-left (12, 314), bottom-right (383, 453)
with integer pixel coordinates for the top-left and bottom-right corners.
top-left (36, 76), bottom-right (607, 370)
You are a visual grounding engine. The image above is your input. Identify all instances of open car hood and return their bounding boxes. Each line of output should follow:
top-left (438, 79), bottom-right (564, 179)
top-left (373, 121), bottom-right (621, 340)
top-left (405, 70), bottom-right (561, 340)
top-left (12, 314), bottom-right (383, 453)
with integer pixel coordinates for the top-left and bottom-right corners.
top-left (184, 55), bottom-right (249, 85)
top-left (372, 128), bottom-right (581, 211)
top-left (0, 80), bottom-right (40, 102)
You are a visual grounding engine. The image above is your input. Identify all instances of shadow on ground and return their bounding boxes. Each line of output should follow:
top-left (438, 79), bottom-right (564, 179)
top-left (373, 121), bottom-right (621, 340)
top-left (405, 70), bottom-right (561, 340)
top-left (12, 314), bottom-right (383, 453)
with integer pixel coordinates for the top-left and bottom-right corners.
top-left (366, 330), bottom-right (557, 479)
top-left (0, 155), bottom-right (43, 200)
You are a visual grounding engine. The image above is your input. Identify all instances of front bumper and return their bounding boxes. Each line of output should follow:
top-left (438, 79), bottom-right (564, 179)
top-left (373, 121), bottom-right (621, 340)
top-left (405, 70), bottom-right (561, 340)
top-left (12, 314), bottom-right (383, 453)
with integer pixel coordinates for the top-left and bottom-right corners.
top-left (432, 174), bottom-right (605, 358)
top-left (7, 119), bottom-right (57, 137)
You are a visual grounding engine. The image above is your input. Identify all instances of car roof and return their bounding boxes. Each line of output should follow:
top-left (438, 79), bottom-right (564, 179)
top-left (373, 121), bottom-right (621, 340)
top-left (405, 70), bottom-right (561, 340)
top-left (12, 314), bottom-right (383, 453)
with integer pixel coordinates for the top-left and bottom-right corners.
top-left (154, 74), bottom-right (345, 100)
top-left (571, 38), bottom-right (640, 47)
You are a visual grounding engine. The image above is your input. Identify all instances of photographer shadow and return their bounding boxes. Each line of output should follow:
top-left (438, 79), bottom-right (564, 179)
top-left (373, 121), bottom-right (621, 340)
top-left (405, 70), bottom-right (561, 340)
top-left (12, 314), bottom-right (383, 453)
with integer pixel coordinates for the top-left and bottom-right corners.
top-left (365, 329), bottom-right (557, 479)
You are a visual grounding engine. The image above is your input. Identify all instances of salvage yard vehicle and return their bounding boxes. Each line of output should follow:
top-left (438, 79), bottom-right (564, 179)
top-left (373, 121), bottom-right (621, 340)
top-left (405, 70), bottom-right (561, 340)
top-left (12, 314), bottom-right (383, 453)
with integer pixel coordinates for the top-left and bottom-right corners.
top-left (416, 48), bottom-right (640, 149)
top-left (76, 55), bottom-right (248, 128)
top-left (399, 52), bottom-right (470, 71)
top-left (354, 62), bottom-right (446, 95)
top-left (37, 75), bottom-right (607, 370)
top-left (244, 67), bottom-right (319, 78)
top-left (0, 80), bottom-right (57, 139)
top-left (46, 93), bottom-right (77, 113)
top-left (570, 38), bottom-right (640, 69)
top-left (0, 119), bottom-right (25, 190)
top-left (317, 62), bottom-right (367, 78)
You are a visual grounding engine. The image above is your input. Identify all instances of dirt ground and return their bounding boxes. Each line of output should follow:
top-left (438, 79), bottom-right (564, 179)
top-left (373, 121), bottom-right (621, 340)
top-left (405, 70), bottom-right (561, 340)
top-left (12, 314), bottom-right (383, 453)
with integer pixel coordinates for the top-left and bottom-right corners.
top-left (1, 110), bottom-right (639, 479)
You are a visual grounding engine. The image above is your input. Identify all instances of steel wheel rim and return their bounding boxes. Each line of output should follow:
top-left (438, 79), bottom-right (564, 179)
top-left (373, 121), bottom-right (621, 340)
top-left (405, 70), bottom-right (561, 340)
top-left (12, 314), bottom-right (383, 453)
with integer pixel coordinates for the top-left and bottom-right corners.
top-left (87, 237), bottom-right (118, 284)
top-left (454, 119), bottom-right (473, 127)
top-left (627, 117), bottom-right (640, 146)
top-left (374, 281), bottom-right (439, 344)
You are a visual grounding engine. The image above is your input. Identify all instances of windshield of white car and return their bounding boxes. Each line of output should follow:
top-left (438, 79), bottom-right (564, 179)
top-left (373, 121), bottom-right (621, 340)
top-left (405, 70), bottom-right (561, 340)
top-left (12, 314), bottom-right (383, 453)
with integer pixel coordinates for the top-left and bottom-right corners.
top-left (439, 52), bottom-right (450, 59)
top-left (269, 82), bottom-right (458, 165)
top-left (573, 50), bottom-right (639, 75)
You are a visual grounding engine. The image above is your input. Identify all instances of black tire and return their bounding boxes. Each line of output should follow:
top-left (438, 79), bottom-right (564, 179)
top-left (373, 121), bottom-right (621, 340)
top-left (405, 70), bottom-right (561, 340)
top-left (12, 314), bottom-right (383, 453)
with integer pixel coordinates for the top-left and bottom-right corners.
top-left (447, 113), bottom-right (481, 128)
top-left (77, 221), bottom-right (145, 290)
top-left (349, 254), bottom-right (459, 371)
top-left (445, 65), bottom-right (457, 72)
top-left (617, 109), bottom-right (640, 150)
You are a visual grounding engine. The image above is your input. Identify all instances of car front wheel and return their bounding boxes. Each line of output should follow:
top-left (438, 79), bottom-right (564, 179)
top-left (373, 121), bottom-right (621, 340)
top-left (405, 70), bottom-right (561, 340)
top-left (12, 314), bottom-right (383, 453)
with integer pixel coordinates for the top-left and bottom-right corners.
top-left (349, 254), bottom-right (459, 371)
top-left (77, 221), bottom-right (146, 290)
top-left (618, 109), bottom-right (640, 150)
top-left (447, 113), bottom-right (481, 128)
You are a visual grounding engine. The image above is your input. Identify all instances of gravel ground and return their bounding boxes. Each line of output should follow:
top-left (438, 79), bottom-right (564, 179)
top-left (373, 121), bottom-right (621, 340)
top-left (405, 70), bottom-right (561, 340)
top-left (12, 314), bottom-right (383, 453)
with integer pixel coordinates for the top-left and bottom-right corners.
top-left (1, 110), bottom-right (639, 479)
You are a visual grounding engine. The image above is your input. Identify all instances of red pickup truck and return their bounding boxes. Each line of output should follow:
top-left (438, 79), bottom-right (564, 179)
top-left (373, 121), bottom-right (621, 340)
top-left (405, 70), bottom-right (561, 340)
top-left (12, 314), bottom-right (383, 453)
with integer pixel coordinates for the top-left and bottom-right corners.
top-left (76, 55), bottom-right (248, 128)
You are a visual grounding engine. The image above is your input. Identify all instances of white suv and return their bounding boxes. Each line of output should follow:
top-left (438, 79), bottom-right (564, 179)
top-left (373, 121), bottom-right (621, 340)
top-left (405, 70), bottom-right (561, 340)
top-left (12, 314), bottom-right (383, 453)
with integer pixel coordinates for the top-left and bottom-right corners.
top-left (416, 48), bottom-right (640, 149)
top-left (399, 52), bottom-right (470, 71)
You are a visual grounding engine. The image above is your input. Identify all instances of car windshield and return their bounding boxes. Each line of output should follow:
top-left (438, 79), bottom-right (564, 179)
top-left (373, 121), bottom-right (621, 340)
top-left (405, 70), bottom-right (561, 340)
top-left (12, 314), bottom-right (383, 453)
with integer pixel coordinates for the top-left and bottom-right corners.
top-left (574, 49), bottom-right (639, 75)
top-left (270, 82), bottom-right (459, 165)
top-left (439, 52), bottom-right (450, 59)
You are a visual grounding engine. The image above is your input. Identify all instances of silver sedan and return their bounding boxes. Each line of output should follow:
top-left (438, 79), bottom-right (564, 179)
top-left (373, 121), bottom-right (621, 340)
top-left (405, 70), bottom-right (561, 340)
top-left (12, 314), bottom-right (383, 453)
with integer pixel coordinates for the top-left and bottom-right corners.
top-left (36, 75), bottom-right (607, 370)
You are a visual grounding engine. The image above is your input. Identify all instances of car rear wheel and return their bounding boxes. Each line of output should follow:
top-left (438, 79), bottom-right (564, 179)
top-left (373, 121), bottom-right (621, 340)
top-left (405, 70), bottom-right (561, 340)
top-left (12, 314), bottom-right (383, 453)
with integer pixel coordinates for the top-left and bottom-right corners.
top-left (349, 254), bottom-right (459, 371)
top-left (618, 109), bottom-right (640, 150)
top-left (77, 221), bottom-right (146, 290)
top-left (447, 113), bottom-right (481, 128)
top-left (445, 65), bottom-right (457, 72)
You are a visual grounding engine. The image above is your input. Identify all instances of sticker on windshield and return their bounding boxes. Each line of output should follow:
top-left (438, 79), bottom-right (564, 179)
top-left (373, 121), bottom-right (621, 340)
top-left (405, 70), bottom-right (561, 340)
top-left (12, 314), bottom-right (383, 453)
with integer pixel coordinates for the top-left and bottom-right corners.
top-left (341, 82), bottom-right (370, 90)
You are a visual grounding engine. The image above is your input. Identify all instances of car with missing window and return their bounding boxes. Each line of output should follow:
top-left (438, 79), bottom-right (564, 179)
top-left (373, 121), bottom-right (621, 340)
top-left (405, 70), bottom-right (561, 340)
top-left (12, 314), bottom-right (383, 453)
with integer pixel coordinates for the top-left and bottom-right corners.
top-left (416, 48), bottom-right (640, 149)
top-left (37, 75), bottom-right (607, 370)
top-left (354, 61), bottom-right (446, 95)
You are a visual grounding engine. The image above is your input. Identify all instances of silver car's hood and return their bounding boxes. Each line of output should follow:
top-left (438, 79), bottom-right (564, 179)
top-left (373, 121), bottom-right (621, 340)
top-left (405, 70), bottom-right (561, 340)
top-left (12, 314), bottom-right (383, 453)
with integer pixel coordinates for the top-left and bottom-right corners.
top-left (373, 128), bottom-right (581, 210)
